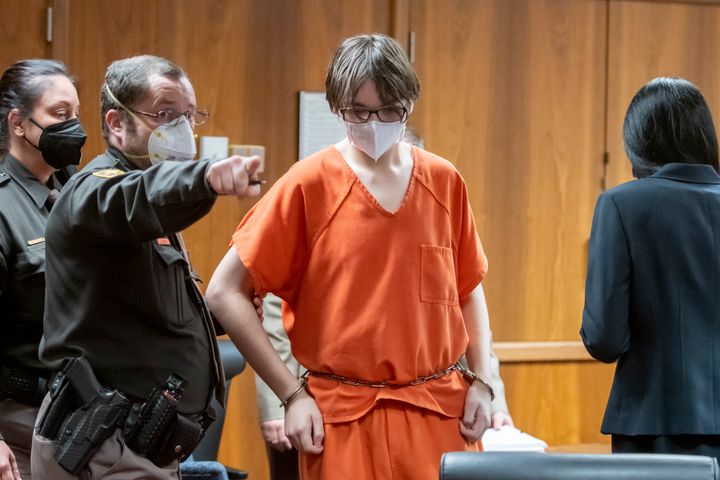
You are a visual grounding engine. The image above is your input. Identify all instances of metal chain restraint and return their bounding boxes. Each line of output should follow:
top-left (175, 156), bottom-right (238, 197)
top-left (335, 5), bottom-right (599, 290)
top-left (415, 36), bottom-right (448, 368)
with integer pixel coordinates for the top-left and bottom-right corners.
top-left (305, 361), bottom-right (495, 400)
top-left (307, 361), bottom-right (464, 389)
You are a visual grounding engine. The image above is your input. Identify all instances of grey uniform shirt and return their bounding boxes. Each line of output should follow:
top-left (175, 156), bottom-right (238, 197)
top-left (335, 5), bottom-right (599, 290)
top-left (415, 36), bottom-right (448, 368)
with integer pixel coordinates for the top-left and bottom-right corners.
top-left (40, 147), bottom-right (223, 414)
top-left (0, 153), bottom-right (60, 373)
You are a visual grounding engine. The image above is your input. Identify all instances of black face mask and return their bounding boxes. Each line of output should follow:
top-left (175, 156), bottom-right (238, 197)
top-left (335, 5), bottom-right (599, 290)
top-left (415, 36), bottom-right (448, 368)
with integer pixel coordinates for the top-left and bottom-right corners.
top-left (26, 118), bottom-right (87, 169)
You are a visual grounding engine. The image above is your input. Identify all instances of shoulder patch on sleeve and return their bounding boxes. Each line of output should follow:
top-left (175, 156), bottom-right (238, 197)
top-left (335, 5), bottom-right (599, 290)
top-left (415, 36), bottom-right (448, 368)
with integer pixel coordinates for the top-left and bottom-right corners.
top-left (92, 168), bottom-right (126, 179)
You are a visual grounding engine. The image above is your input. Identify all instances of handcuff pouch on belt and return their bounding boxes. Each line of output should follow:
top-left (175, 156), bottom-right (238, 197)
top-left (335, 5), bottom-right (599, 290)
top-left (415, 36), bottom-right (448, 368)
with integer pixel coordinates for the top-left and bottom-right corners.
top-left (123, 372), bottom-right (204, 467)
top-left (0, 366), bottom-right (48, 407)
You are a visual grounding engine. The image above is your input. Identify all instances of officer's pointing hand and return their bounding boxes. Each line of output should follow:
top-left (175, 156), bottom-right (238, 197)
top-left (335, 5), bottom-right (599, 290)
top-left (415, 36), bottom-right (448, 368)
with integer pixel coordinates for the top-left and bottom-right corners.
top-left (206, 155), bottom-right (262, 198)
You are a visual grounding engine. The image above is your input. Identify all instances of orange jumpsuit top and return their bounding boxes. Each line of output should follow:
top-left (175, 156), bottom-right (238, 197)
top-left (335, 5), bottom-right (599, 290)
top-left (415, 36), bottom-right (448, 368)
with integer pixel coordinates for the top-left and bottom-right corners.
top-left (232, 145), bottom-right (487, 424)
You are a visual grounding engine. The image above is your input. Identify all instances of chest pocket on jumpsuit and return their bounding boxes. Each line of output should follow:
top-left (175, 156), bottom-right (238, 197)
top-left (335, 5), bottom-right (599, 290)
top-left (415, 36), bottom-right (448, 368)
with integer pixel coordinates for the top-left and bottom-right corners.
top-left (152, 242), bottom-right (196, 326)
top-left (420, 245), bottom-right (459, 306)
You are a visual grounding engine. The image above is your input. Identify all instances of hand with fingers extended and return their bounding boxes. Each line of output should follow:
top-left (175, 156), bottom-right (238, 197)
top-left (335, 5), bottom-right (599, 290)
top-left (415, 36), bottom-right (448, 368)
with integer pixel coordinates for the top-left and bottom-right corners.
top-left (0, 441), bottom-right (20, 480)
top-left (459, 382), bottom-right (492, 444)
top-left (205, 155), bottom-right (263, 198)
top-left (284, 390), bottom-right (324, 455)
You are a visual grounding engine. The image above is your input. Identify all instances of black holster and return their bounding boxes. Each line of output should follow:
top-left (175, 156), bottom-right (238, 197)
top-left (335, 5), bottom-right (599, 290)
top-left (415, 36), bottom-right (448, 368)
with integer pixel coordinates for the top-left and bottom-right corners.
top-left (35, 358), bottom-right (131, 476)
top-left (53, 391), bottom-right (131, 475)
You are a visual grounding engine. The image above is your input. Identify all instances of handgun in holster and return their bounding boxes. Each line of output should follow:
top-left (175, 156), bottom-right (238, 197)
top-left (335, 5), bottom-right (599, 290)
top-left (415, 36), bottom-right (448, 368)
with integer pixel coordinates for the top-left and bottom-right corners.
top-left (50, 357), bottom-right (131, 476)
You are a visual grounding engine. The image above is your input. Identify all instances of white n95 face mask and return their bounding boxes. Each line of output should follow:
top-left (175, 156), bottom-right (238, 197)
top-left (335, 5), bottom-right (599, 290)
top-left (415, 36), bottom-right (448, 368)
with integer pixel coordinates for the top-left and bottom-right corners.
top-left (147, 115), bottom-right (197, 163)
top-left (345, 120), bottom-right (406, 161)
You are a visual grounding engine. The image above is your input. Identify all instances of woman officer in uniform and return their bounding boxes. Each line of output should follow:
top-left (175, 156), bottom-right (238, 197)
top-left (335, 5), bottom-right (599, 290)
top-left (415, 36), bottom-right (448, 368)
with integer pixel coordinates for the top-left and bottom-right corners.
top-left (0, 59), bottom-right (86, 480)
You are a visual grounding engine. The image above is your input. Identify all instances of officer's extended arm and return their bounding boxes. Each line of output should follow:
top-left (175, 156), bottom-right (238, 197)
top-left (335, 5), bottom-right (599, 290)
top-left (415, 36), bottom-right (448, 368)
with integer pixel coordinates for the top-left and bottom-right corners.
top-left (60, 156), bottom-right (261, 244)
top-left (62, 160), bottom-right (216, 243)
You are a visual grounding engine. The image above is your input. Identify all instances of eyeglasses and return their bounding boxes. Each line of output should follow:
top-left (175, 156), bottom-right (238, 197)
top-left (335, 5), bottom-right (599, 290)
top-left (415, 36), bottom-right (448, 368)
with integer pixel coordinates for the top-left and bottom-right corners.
top-left (128, 107), bottom-right (209, 126)
top-left (339, 106), bottom-right (408, 124)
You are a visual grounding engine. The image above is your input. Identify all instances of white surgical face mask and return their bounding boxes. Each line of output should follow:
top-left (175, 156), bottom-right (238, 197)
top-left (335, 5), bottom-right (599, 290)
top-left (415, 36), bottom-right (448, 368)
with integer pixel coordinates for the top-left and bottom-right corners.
top-left (344, 120), bottom-right (406, 161)
top-left (103, 83), bottom-right (197, 164)
top-left (147, 115), bottom-right (197, 163)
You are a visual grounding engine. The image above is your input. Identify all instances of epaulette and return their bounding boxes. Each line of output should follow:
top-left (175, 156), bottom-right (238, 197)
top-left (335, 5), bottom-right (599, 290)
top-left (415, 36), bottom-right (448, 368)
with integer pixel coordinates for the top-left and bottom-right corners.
top-left (91, 168), bottom-right (126, 179)
top-left (0, 169), bottom-right (10, 186)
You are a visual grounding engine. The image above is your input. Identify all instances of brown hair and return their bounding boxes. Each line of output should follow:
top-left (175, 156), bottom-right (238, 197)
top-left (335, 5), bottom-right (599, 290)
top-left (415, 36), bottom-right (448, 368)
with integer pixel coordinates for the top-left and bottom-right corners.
top-left (325, 34), bottom-right (420, 112)
top-left (100, 55), bottom-right (187, 140)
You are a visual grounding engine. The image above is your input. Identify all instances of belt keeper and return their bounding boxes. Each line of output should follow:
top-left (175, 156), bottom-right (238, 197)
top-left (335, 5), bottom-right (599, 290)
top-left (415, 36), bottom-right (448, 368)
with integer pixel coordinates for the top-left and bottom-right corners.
top-left (458, 363), bottom-right (495, 401)
top-left (279, 377), bottom-right (307, 408)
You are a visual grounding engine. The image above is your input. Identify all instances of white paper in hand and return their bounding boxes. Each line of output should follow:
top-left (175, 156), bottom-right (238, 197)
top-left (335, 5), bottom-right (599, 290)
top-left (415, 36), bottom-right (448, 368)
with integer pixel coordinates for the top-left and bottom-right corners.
top-left (481, 426), bottom-right (548, 452)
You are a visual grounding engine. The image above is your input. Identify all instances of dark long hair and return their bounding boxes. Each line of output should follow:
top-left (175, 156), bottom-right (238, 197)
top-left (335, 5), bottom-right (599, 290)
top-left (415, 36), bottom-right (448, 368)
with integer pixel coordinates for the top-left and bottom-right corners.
top-left (623, 77), bottom-right (719, 178)
top-left (0, 59), bottom-right (74, 153)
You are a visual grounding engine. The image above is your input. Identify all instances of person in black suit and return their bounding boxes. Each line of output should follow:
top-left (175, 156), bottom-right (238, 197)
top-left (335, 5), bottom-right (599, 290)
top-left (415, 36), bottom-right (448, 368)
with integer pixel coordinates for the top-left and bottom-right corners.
top-left (581, 77), bottom-right (720, 460)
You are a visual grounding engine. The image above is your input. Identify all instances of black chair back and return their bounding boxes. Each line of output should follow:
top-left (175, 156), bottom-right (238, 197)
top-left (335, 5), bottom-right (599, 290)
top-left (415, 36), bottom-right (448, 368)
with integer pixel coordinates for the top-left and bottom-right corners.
top-left (440, 452), bottom-right (720, 480)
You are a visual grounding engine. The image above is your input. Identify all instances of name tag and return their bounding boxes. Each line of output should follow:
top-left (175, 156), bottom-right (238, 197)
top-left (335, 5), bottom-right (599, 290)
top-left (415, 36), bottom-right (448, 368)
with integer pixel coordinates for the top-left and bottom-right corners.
top-left (27, 237), bottom-right (45, 246)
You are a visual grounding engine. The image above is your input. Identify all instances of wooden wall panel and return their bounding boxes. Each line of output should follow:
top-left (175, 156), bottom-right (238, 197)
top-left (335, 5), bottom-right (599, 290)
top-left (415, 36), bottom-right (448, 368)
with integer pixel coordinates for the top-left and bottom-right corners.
top-left (51, 0), bottom-right (167, 160)
top-left (409, 0), bottom-right (606, 342)
top-left (0, 1), bottom-right (50, 69)
top-left (607, 0), bottom-right (720, 188)
top-left (500, 361), bottom-right (613, 446)
top-left (408, 0), bottom-right (614, 447)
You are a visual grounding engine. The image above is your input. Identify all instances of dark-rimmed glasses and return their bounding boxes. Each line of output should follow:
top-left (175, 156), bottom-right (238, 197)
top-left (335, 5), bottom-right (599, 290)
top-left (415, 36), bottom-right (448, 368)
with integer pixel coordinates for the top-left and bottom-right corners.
top-left (340, 106), bottom-right (408, 124)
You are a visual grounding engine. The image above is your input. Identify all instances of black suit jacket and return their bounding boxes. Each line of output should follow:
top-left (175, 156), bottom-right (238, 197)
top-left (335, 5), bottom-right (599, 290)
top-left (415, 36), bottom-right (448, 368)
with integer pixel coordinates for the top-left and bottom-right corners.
top-left (582, 163), bottom-right (720, 435)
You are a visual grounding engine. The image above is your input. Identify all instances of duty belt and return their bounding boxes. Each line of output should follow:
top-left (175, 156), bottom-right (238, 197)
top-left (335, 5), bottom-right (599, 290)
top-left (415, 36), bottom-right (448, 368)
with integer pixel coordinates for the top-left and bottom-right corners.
top-left (307, 361), bottom-right (464, 388)
top-left (36, 358), bottom-right (208, 475)
top-left (0, 366), bottom-right (48, 407)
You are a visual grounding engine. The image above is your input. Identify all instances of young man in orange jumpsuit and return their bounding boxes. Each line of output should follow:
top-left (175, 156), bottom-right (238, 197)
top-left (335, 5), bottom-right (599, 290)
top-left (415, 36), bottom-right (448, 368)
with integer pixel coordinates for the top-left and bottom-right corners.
top-left (207, 33), bottom-right (494, 479)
